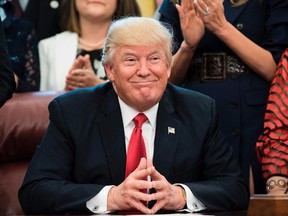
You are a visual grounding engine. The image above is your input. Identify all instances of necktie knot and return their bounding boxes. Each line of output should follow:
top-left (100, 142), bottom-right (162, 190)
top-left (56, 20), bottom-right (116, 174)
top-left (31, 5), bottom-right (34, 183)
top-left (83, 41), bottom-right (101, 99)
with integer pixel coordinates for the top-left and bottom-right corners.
top-left (133, 113), bottom-right (147, 128)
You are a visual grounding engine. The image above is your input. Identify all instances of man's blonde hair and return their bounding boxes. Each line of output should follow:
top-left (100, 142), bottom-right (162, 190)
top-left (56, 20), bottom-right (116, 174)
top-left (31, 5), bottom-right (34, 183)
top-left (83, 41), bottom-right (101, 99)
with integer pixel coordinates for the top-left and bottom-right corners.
top-left (102, 17), bottom-right (173, 67)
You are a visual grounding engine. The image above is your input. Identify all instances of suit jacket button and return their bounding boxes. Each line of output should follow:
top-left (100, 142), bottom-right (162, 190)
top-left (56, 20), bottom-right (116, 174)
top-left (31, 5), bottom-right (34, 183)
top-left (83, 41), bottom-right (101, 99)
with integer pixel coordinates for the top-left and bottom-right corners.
top-left (230, 100), bottom-right (239, 109)
top-left (232, 128), bottom-right (239, 137)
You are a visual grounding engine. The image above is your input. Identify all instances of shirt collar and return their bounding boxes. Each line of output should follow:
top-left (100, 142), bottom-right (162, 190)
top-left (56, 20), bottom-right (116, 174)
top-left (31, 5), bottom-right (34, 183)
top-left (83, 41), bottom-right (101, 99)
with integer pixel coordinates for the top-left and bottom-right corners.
top-left (118, 97), bottom-right (158, 130)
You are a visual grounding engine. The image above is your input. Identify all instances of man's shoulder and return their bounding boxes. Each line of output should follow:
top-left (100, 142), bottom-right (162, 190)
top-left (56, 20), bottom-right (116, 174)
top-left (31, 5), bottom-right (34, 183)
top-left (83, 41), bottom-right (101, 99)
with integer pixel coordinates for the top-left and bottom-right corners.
top-left (51, 82), bottom-right (113, 108)
top-left (166, 83), bottom-right (213, 102)
top-left (163, 84), bottom-right (216, 124)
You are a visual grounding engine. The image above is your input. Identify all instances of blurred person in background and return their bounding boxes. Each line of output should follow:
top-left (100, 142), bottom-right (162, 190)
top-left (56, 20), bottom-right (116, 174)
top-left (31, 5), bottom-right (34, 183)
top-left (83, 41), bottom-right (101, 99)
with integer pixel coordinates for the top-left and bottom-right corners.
top-left (1, 0), bottom-right (39, 92)
top-left (10, 0), bottom-right (29, 18)
top-left (256, 48), bottom-right (288, 195)
top-left (22, 0), bottom-right (66, 41)
top-left (158, 0), bottom-right (288, 195)
top-left (39, 0), bottom-right (141, 91)
top-left (0, 18), bottom-right (15, 107)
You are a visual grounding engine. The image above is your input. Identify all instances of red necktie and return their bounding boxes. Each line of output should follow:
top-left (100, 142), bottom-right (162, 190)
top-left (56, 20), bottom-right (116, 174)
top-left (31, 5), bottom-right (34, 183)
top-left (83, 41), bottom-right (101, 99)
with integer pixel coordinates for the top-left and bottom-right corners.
top-left (125, 113), bottom-right (148, 177)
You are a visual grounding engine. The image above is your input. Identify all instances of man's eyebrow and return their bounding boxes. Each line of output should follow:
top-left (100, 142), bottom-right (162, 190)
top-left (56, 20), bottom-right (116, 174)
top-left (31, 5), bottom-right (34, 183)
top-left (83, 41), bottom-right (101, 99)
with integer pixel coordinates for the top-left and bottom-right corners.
top-left (121, 50), bottom-right (162, 56)
top-left (121, 51), bottom-right (137, 55)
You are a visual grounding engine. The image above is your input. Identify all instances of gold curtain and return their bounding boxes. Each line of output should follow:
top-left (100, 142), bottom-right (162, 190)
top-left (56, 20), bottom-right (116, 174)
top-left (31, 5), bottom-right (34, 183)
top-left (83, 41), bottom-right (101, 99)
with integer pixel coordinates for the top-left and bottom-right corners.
top-left (136, 0), bottom-right (157, 17)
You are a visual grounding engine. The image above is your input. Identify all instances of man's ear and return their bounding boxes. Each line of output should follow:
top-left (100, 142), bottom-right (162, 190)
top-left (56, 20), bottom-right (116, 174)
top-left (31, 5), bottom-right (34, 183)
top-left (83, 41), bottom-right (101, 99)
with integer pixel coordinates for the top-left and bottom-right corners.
top-left (167, 66), bottom-right (171, 79)
top-left (104, 64), bottom-right (114, 81)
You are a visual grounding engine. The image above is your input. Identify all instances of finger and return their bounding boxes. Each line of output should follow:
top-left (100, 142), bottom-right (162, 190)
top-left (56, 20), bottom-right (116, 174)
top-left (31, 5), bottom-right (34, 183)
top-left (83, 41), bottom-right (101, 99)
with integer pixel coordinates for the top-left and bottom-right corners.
top-left (127, 190), bottom-right (154, 214)
top-left (145, 159), bottom-right (155, 177)
top-left (150, 166), bottom-right (164, 182)
top-left (181, 0), bottom-right (192, 13)
top-left (65, 75), bottom-right (76, 85)
top-left (134, 157), bottom-right (147, 172)
top-left (70, 56), bottom-right (85, 71)
top-left (69, 82), bottom-right (84, 88)
top-left (196, 0), bottom-right (208, 14)
top-left (66, 75), bottom-right (84, 87)
top-left (194, 1), bottom-right (206, 16)
top-left (65, 84), bottom-right (77, 90)
top-left (175, 3), bottom-right (184, 18)
top-left (72, 70), bottom-right (84, 76)
top-left (82, 54), bottom-right (93, 69)
top-left (127, 158), bottom-right (148, 179)
top-left (64, 84), bottom-right (72, 91)
top-left (150, 198), bottom-right (166, 214)
top-left (131, 199), bottom-right (153, 214)
top-left (176, 0), bottom-right (195, 17)
top-left (66, 73), bottom-right (84, 83)
top-left (146, 158), bottom-right (154, 170)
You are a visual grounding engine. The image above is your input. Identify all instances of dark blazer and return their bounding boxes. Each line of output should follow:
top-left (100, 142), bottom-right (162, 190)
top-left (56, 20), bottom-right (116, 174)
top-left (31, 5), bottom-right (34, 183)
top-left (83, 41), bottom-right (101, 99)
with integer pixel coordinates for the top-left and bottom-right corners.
top-left (159, 0), bottom-right (288, 194)
top-left (19, 82), bottom-right (249, 214)
top-left (23, 0), bottom-right (63, 41)
top-left (0, 19), bottom-right (15, 107)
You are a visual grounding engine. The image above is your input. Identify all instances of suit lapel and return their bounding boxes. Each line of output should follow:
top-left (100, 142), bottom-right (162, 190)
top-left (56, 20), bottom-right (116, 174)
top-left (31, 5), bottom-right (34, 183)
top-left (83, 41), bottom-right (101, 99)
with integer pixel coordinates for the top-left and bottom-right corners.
top-left (99, 88), bottom-right (126, 185)
top-left (153, 93), bottom-right (182, 179)
top-left (224, 0), bottom-right (250, 24)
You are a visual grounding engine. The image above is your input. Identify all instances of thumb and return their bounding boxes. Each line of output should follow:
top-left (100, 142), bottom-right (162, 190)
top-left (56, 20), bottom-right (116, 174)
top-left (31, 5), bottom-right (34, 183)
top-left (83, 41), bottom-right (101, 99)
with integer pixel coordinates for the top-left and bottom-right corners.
top-left (136, 157), bottom-right (148, 171)
top-left (83, 54), bottom-right (93, 69)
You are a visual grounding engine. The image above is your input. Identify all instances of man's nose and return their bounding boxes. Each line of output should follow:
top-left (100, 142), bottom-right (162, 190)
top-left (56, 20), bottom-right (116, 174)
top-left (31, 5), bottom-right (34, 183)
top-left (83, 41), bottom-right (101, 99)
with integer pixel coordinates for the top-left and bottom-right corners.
top-left (137, 61), bottom-right (150, 76)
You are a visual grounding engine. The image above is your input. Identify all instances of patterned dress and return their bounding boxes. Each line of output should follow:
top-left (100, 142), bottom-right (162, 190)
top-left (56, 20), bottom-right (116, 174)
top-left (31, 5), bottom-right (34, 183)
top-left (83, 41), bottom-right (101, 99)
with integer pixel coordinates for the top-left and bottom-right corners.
top-left (256, 49), bottom-right (288, 179)
top-left (2, 1), bottom-right (40, 92)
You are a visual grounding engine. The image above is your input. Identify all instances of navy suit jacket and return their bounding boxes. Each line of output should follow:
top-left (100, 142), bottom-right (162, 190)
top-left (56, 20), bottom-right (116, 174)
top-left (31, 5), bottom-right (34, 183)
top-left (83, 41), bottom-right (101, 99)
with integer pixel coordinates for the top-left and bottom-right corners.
top-left (19, 82), bottom-right (249, 214)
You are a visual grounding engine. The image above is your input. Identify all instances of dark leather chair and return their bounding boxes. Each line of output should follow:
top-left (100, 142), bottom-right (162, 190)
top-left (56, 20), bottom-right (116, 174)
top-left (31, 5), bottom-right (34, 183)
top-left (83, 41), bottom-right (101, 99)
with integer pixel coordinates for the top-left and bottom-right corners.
top-left (0, 91), bottom-right (63, 215)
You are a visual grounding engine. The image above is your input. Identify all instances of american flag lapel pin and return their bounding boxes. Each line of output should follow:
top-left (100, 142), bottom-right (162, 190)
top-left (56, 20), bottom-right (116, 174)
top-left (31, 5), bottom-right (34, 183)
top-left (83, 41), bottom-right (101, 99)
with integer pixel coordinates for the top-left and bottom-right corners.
top-left (168, 127), bottom-right (175, 134)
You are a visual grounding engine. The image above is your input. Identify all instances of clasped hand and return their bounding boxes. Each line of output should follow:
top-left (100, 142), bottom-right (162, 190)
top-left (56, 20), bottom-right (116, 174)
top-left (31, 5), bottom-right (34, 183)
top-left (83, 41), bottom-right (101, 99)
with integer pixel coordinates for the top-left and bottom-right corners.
top-left (107, 158), bottom-right (186, 214)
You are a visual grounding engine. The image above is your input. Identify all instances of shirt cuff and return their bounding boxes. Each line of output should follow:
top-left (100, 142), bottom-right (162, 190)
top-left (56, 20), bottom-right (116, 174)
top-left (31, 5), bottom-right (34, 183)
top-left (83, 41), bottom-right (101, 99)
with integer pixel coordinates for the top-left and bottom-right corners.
top-left (86, 185), bottom-right (114, 214)
top-left (175, 183), bottom-right (206, 212)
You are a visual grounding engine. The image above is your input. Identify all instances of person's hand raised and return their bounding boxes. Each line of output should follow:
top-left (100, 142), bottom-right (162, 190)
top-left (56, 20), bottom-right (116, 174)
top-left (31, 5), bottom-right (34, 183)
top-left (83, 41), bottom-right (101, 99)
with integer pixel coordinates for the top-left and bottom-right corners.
top-left (65, 54), bottom-right (104, 91)
top-left (176, 0), bottom-right (205, 50)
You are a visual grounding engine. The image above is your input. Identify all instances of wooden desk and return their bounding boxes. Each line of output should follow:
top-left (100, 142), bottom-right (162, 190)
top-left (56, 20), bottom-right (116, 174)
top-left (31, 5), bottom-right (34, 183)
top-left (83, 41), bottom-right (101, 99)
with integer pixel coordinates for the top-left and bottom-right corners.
top-left (248, 194), bottom-right (288, 216)
top-left (11, 211), bottom-right (248, 216)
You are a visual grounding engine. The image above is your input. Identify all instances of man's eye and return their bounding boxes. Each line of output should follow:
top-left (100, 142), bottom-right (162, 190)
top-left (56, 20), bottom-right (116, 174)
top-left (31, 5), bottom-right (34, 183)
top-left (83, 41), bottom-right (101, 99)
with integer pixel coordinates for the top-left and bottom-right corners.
top-left (150, 57), bottom-right (161, 63)
top-left (124, 58), bottom-right (136, 65)
top-left (126, 58), bottom-right (136, 62)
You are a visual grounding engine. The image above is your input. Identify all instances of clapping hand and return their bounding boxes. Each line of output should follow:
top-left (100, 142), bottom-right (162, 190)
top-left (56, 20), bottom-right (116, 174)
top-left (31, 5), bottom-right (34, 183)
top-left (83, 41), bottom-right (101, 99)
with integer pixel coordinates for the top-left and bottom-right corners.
top-left (176, 0), bottom-right (205, 50)
top-left (65, 54), bottom-right (104, 90)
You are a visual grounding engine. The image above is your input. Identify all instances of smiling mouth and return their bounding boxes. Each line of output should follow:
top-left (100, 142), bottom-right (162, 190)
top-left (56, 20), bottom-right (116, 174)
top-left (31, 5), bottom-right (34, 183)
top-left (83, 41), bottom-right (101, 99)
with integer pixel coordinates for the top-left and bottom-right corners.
top-left (132, 79), bottom-right (158, 83)
top-left (132, 81), bottom-right (156, 86)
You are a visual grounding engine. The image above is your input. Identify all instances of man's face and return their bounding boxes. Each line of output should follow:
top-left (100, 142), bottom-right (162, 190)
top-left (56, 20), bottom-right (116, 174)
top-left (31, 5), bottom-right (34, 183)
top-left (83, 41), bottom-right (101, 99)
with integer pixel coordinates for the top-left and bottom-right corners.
top-left (105, 45), bottom-right (171, 112)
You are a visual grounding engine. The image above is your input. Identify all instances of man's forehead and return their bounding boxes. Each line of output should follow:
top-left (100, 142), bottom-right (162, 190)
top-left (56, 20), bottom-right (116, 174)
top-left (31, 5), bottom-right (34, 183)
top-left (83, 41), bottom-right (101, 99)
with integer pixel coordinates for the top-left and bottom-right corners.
top-left (117, 45), bottom-right (164, 55)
